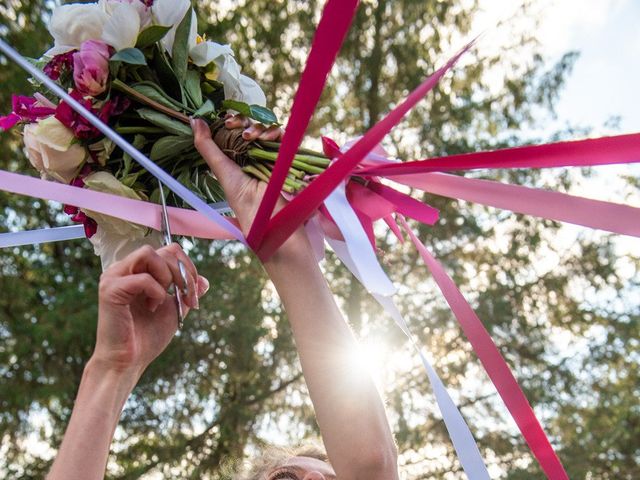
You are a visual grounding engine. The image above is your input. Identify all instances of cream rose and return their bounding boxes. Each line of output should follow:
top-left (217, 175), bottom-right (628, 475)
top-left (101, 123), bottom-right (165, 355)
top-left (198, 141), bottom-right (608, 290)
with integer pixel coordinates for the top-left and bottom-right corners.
top-left (83, 171), bottom-right (162, 269)
top-left (23, 117), bottom-right (88, 183)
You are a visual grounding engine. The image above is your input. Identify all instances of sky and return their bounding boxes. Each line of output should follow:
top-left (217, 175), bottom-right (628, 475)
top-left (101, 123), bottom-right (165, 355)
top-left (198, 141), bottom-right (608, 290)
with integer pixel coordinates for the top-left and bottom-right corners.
top-left (479, 0), bottom-right (640, 134)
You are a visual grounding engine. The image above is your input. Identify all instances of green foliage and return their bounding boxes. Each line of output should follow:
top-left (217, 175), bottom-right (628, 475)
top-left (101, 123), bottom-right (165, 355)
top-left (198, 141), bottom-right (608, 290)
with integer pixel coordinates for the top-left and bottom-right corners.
top-left (0, 1), bottom-right (638, 479)
top-left (110, 47), bottom-right (147, 66)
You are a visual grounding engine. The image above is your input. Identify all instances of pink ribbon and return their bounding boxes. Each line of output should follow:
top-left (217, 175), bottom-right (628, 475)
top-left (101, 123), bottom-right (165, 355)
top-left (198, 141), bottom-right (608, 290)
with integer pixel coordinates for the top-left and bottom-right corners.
top-left (0, 170), bottom-right (236, 239)
top-left (256, 40), bottom-right (476, 260)
top-left (393, 172), bottom-right (640, 237)
top-left (359, 132), bottom-right (640, 176)
top-left (246, 0), bottom-right (360, 249)
top-left (399, 216), bottom-right (569, 480)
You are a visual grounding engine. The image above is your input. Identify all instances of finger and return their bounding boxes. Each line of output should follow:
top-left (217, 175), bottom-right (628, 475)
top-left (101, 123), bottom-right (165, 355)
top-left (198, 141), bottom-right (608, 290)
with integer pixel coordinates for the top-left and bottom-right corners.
top-left (109, 245), bottom-right (173, 290)
top-left (224, 114), bottom-right (250, 129)
top-left (242, 122), bottom-right (266, 141)
top-left (191, 118), bottom-right (247, 194)
top-left (157, 243), bottom-right (199, 309)
top-left (101, 273), bottom-right (167, 311)
top-left (258, 125), bottom-right (283, 141)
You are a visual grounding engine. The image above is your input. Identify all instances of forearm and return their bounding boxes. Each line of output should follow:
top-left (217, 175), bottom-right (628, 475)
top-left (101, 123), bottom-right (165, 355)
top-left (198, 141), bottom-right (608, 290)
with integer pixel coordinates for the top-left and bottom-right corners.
top-left (264, 242), bottom-right (398, 479)
top-left (47, 358), bottom-right (139, 480)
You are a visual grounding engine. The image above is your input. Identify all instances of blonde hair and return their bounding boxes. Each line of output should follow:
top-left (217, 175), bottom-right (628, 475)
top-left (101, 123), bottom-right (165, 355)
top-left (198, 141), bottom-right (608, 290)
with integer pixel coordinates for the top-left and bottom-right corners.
top-left (222, 443), bottom-right (329, 480)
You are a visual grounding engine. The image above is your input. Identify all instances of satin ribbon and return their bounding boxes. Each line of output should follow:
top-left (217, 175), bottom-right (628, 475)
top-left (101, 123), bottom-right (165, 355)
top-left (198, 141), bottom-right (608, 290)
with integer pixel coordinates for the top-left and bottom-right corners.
top-left (246, 0), bottom-right (360, 248)
top-left (393, 172), bottom-right (640, 238)
top-left (399, 216), bottom-right (569, 480)
top-left (0, 225), bottom-right (86, 248)
top-left (0, 170), bottom-right (237, 240)
top-left (324, 183), bottom-right (395, 296)
top-left (359, 132), bottom-right (640, 176)
top-left (257, 40), bottom-right (476, 260)
top-left (0, 38), bottom-right (245, 243)
top-left (327, 237), bottom-right (490, 479)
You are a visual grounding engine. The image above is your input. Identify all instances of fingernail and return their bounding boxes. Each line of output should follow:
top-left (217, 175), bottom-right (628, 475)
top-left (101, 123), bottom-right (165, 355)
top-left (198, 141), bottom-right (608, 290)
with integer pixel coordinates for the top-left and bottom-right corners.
top-left (189, 116), bottom-right (196, 129)
top-left (197, 275), bottom-right (210, 296)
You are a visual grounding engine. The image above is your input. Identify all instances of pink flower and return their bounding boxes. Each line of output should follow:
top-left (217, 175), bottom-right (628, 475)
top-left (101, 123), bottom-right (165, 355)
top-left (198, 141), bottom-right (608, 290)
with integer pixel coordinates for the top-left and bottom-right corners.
top-left (44, 51), bottom-right (76, 81)
top-left (0, 95), bottom-right (56, 131)
top-left (55, 90), bottom-right (130, 140)
top-left (73, 40), bottom-right (111, 97)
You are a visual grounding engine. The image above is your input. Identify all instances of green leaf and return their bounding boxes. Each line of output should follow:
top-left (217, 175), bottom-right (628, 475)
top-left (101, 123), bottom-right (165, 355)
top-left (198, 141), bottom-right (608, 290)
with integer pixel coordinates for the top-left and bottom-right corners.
top-left (136, 108), bottom-right (192, 136)
top-left (122, 135), bottom-right (147, 175)
top-left (184, 69), bottom-right (203, 108)
top-left (193, 99), bottom-right (215, 118)
top-left (136, 25), bottom-right (172, 49)
top-left (110, 48), bottom-right (147, 65)
top-left (248, 105), bottom-right (278, 125)
top-left (131, 81), bottom-right (187, 111)
top-left (150, 135), bottom-right (195, 162)
top-left (172, 8), bottom-right (192, 83)
top-left (222, 99), bottom-right (278, 124)
top-left (152, 48), bottom-right (183, 103)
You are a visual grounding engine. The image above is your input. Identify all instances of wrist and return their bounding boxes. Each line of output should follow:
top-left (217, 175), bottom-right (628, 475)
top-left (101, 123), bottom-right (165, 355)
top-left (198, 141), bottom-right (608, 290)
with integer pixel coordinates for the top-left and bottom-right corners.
top-left (84, 356), bottom-right (142, 393)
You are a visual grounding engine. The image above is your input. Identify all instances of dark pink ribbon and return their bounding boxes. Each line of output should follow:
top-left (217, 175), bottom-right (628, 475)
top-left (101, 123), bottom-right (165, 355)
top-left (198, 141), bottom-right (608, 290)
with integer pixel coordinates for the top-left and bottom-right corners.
top-left (246, 0), bottom-right (360, 249)
top-left (399, 216), bottom-right (569, 480)
top-left (257, 41), bottom-right (475, 260)
top-left (358, 132), bottom-right (640, 176)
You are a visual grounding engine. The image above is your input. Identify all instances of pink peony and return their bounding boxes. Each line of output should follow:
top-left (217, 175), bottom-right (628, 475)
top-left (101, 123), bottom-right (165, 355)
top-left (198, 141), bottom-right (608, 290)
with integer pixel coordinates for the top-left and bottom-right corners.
top-left (73, 40), bottom-right (111, 97)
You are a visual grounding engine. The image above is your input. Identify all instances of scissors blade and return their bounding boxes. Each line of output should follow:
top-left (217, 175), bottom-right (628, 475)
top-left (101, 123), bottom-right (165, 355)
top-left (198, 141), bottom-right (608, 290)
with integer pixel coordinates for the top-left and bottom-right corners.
top-left (157, 180), bottom-right (187, 328)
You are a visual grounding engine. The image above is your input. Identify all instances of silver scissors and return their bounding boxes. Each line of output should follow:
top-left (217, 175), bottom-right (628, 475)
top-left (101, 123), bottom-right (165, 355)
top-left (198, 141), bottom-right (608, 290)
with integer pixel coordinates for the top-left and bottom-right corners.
top-left (157, 179), bottom-right (189, 329)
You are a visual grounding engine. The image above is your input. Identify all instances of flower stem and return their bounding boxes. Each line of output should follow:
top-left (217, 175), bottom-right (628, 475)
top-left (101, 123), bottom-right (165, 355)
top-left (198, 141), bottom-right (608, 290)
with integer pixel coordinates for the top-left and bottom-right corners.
top-left (112, 79), bottom-right (191, 124)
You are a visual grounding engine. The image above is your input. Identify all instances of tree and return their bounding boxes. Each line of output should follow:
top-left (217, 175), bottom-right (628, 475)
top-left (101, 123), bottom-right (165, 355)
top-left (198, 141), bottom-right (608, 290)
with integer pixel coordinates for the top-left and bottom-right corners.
top-left (1, 0), bottom-right (637, 478)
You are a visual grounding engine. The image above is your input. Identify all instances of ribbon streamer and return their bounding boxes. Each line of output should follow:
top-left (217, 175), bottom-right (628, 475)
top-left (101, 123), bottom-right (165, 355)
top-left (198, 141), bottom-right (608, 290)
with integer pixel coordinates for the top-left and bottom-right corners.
top-left (246, 0), bottom-right (360, 248)
top-left (399, 216), bottom-right (569, 480)
top-left (327, 238), bottom-right (490, 479)
top-left (0, 225), bottom-right (86, 248)
top-left (0, 38), bottom-right (245, 243)
top-left (359, 132), bottom-right (640, 176)
top-left (0, 170), bottom-right (236, 240)
top-left (324, 183), bottom-right (395, 296)
top-left (394, 172), bottom-right (640, 238)
top-left (257, 40), bottom-right (476, 260)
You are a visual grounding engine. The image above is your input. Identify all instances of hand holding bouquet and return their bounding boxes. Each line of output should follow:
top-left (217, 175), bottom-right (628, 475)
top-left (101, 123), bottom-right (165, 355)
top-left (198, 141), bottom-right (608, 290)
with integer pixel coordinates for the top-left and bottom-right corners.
top-left (1, 0), bottom-right (333, 265)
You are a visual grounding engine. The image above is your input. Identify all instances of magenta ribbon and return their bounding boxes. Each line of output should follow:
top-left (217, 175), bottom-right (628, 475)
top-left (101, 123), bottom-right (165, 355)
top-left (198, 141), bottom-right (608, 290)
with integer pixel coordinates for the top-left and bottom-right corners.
top-left (257, 41), bottom-right (475, 260)
top-left (399, 216), bottom-right (569, 479)
top-left (246, 0), bottom-right (360, 249)
top-left (359, 132), bottom-right (640, 176)
top-left (393, 172), bottom-right (640, 238)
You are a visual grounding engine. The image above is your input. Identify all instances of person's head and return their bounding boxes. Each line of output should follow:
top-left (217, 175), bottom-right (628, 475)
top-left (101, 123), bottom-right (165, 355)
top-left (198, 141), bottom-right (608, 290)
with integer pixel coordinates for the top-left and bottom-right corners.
top-left (240, 444), bottom-right (335, 480)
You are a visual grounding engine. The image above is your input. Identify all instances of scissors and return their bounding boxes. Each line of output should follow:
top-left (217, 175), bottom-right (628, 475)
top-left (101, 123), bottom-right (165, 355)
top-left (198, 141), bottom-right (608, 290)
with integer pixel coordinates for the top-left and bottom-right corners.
top-left (157, 179), bottom-right (189, 329)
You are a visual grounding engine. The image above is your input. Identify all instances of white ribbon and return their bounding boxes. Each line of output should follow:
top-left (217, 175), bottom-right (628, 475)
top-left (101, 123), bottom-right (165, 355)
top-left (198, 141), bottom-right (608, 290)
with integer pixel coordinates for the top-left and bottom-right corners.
top-left (324, 183), bottom-right (395, 296)
top-left (326, 237), bottom-right (490, 479)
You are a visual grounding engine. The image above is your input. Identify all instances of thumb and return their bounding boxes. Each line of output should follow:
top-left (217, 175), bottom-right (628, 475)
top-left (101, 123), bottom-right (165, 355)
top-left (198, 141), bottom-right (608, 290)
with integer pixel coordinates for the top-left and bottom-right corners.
top-left (191, 118), bottom-right (246, 194)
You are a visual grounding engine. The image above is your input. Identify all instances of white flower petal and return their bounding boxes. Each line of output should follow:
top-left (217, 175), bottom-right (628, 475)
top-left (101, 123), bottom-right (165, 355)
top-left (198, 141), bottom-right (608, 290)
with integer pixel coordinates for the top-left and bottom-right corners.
top-left (239, 75), bottom-right (267, 107)
top-left (152, 0), bottom-right (191, 54)
top-left (101, 3), bottom-right (141, 51)
top-left (48, 3), bottom-right (108, 53)
top-left (190, 41), bottom-right (234, 67)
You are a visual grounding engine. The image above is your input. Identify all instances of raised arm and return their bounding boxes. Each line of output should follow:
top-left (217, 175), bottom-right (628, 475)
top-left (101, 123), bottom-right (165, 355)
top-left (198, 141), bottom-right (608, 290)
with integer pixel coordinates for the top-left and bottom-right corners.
top-left (47, 245), bottom-right (208, 480)
top-left (193, 118), bottom-right (399, 480)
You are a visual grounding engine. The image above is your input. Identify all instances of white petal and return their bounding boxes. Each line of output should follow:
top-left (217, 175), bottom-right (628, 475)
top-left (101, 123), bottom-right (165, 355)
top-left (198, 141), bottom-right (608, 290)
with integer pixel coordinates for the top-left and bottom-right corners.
top-left (102, 3), bottom-right (141, 51)
top-left (48, 3), bottom-right (108, 52)
top-left (152, 0), bottom-right (191, 54)
top-left (239, 75), bottom-right (267, 107)
top-left (190, 41), bottom-right (234, 67)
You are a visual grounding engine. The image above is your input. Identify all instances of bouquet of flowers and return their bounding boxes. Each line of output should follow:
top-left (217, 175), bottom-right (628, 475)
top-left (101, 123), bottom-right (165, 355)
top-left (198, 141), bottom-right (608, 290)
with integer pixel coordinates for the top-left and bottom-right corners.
top-left (1, 0), bottom-right (332, 266)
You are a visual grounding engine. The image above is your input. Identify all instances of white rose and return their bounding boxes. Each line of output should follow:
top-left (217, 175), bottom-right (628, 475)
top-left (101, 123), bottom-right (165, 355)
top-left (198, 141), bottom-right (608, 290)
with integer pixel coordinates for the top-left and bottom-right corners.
top-left (46, 3), bottom-right (109, 56)
top-left (82, 171), bottom-right (150, 237)
top-left (99, 0), bottom-right (152, 28)
top-left (100, 2), bottom-right (142, 51)
top-left (83, 171), bottom-right (162, 270)
top-left (23, 117), bottom-right (88, 183)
